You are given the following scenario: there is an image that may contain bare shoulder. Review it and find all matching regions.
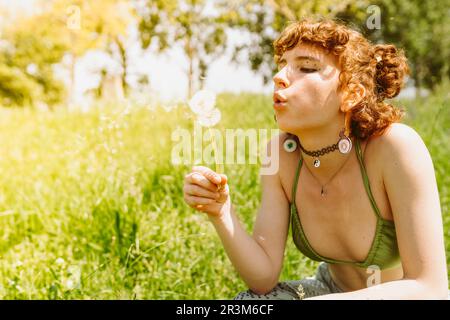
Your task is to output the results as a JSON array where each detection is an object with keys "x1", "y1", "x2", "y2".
[
  {"x1": 369, "y1": 123, "x2": 433, "y2": 178},
  {"x1": 370, "y1": 123, "x2": 429, "y2": 162},
  {"x1": 381, "y1": 122, "x2": 424, "y2": 144}
]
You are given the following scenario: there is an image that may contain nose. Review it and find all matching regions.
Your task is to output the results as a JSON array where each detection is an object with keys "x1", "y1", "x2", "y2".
[{"x1": 273, "y1": 68, "x2": 290, "y2": 89}]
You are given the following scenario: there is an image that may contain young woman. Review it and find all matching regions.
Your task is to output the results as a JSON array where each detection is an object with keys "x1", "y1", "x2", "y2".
[{"x1": 183, "y1": 18, "x2": 449, "y2": 299}]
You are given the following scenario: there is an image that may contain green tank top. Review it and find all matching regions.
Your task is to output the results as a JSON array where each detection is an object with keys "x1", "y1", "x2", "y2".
[{"x1": 290, "y1": 137, "x2": 401, "y2": 270}]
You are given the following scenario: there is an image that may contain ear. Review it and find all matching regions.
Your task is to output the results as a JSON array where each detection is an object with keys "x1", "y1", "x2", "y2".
[
  {"x1": 354, "y1": 83, "x2": 366, "y2": 102},
  {"x1": 340, "y1": 83, "x2": 366, "y2": 112}
]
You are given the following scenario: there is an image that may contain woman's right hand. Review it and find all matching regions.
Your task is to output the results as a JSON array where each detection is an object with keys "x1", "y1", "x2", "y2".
[{"x1": 183, "y1": 166, "x2": 230, "y2": 218}]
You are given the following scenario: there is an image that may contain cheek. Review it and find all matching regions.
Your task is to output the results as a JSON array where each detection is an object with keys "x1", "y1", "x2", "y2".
[
  {"x1": 310, "y1": 76, "x2": 341, "y2": 109},
  {"x1": 289, "y1": 77, "x2": 327, "y2": 106}
]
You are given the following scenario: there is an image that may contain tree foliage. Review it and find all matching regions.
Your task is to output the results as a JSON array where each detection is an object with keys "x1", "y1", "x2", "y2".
[
  {"x1": 0, "y1": 0, "x2": 135, "y2": 107},
  {"x1": 52, "y1": 0, "x2": 136, "y2": 99},
  {"x1": 214, "y1": 0, "x2": 359, "y2": 83},
  {"x1": 0, "y1": 9, "x2": 68, "y2": 107},
  {"x1": 365, "y1": 0, "x2": 449, "y2": 89},
  {"x1": 138, "y1": 0, "x2": 228, "y2": 97},
  {"x1": 219, "y1": 0, "x2": 449, "y2": 90}
]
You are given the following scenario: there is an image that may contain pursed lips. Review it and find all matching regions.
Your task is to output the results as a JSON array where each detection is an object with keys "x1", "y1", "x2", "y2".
[{"x1": 273, "y1": 91, "x2": 287, "y2": 110}]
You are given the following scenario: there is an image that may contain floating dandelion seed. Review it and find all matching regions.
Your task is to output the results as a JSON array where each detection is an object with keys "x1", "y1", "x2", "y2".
[
  {"x1": 14, "y1": 260, "x2": 24, "y2": 268},
  {"x1": 162, "y1": 104, "x2": 177, "y2": 112},
  {"x1": 229, "y1": 0, "x2": 242, "y2": 10},
  {"x1": 67, "y1": 279, "x2": 76, "y2": 290},
  {"x1": 121, "y1": 107, "x2": 131, "y2": 116}
]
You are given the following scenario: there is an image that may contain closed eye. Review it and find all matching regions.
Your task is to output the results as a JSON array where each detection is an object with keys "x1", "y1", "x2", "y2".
[{"x1": 300, "y1": 68, "x2": 317, "y2": 73}]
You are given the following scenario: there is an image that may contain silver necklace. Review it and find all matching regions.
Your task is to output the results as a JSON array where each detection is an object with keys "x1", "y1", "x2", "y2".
[
  {"x1": 282, "y1": 131, "x2": 354, "y2": 196},
  {"x1": 303, "y1": 149, "x2": 353, "y2": 197}
]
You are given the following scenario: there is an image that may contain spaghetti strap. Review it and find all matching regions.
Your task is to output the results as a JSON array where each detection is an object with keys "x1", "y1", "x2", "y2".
[
  {"x1": 355, "y1": 138, "x2": 383, "y2": 219},
  {"x1": 291, "y1": 156, "x2": 303, "y2": 205}
]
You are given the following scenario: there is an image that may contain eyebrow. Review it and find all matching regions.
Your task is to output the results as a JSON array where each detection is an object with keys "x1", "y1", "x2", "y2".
[{"x1": 278, "y1": 55, "x2": 321, "y2": 64}]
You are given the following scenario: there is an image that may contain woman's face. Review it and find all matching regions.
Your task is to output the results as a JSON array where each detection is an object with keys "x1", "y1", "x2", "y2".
[{"x1": 273, "y1": 43, "x2": 342, "y2": 134}]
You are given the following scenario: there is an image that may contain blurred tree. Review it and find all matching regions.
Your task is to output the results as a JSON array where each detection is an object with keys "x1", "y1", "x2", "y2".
[
  {"x1": 51, "y1": 0, "x2": 136, "y2": 99},
  {"x1": 0, "y1": 0, "x2": 136, "y2": 107},
  {"x1": 215, "y1": 0, "x2": 358, "y2": 84},
  {"x1": 217, "y1": 0, "x2": 448, "y2": 91},
  {"x1": 0, "y1": 9, "x2": 68, "y2": 107},
  {"x1": 138, "y1": 0, "x2": 228, "y2": 98},
  {"x1": 0, "y1": 63, "x2": 42, "y2": 107},
  {"x1": 338, "y1": 0, "x2": 450, "y2": 91}
]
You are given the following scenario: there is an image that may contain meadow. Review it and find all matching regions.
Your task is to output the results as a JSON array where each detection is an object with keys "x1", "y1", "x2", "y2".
[{"x1": 0, "y1": 85, "x2": 448, "y2": 299}]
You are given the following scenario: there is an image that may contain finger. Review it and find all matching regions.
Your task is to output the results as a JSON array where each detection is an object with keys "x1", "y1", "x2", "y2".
[
  {"x1": 184, "y1": 184, "x2": 220, "y2": 200},
  {"x1": 184, "y1": 195, "x2": 216, "y2": 207},
  {"x1": 217, "y1": 174, "x2": 228, "y2": 192},
  {"x1": 220, "y1": 174, "x2": 228, "y2": 185},
  {"x1": 192, "y1": 166, "x2": 221, "y2": 185},
  {"x1": 195, "y1": 204, "x2": 209, "y2": 211},
  {"x1": 217, "y1": 184, "x2": 229, "y2": 203},
  {"x1": 185, "y1": 172, "x2": 218, "y2": 192}
]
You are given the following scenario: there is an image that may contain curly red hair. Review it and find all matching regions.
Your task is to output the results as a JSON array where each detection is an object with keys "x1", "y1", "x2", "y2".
[{"x1": 274, "y1": 18, "x2": 410, "y2": 139}]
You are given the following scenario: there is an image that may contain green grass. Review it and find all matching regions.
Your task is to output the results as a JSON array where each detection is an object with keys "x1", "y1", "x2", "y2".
[{"x1": 0, "y1": 86, "x2": 448, "y2": 299}]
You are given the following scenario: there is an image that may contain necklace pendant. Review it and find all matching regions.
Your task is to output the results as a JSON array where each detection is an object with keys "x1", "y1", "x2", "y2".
[
  {"x1": 321, "y1": 187, "x2": 326, "y2": 196},
  {"x1": 313, "y1": 158, "x2": 320, "y2": 167}
]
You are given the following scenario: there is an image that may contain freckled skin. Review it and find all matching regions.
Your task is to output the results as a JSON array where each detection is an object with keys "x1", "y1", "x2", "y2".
[{"x1": 273, "y1": 43, "x2": 342, "y2": 135}]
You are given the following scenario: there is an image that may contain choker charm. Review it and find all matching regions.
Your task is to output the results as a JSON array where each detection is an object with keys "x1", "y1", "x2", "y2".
[
  {"x1": 297, "y1": 128, "x2": 352, "y2": 168},
  {"x1": 283, "y1": 138, "x2": 297, "y2": 152},
  {"x1": 338, "y1": 129, "x2": 352, "y2": 154},
  {"x1": 313, "y1": 158, "x2": 321, "y2": 167}
]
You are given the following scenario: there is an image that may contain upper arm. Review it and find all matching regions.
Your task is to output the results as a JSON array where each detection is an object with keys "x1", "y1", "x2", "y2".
[
  {"x1": 381, "y1": 123, "x2": 448, "y2": 293},
  {"x1": 252, "y1": 134, "x2": 290, "y2": 283}
]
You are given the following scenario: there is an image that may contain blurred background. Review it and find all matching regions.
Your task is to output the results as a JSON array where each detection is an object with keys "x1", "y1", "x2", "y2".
[{"x1": 0, "y1": 0, "x2": 448, "y2": 299}]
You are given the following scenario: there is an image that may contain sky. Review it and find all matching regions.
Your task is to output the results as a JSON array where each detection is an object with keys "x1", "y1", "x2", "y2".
[{"x1": 0, "y1": 0, "x2": 272, "y2": 105}]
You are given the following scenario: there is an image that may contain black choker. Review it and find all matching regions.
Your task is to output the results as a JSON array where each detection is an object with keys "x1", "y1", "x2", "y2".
[{"x1": 298, "y1": 129, "x2": 353, "y2": 167}]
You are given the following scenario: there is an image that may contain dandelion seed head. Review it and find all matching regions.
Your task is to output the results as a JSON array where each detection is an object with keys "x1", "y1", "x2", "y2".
[
  {"x1": 196, "y1": 108, "x2": 221, "y2": 127},
  {"x1": 188, "y1": 90, "x2": 216, "y2": 115}
]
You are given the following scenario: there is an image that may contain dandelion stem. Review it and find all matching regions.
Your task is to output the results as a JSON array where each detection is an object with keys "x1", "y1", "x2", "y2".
[{"x1": 207, "y1": 127, "x2": 222, "y2": 174}]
